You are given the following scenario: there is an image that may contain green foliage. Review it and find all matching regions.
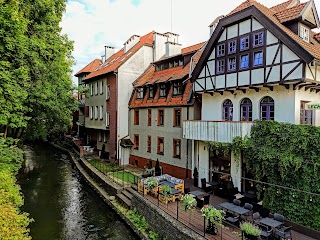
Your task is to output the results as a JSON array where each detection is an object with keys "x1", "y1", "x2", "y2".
[
  {"x1": 128, "y1": 208, "x2": 149, "y2": 233},
  {"x1": 240, "y1": 222, "x2": 261, "y2": 236},
  {"x1": 149, "y1": 230, "x2": 159, "y2": 240},
  {"x1": 244, "y1": 120, "x2": 320, "y2": 230},
  {"x1": 0, "y1": 138, "x2": 32, "y2": 239},
  {"x1": 181, "y1": 194, "x2": 197, "y2": 211},
  {"x1": 146, "y1": 178, "x2": 158, "y2": 190},
  {"x1": 200, "y1": 205, "x2": 224, "y2": 227},
  {"x1": 204, "y1": 141, "x2": 231, "y2": 157}
]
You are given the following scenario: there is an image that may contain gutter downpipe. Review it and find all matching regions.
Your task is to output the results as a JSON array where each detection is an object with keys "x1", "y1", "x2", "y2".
[{"x1": 186, "y1": 106, "x2": 189, "y2": 179}]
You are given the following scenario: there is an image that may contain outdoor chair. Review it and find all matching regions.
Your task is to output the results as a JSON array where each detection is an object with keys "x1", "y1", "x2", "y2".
[
  {"x1": 273, "y1": 213, "x2": 284, "y2": 224},
  {"x1": 226, "y1": 212, "x2": 240, "y2": 226},
  {"x1": 233, "y1": 199, "x2": 241, "y2": 206},
  {"x1": 274, "y1": 226, "x2": 292, "y2": 239},
  {"x1": 242, "y1": 203, "x2": 253, "y2": 220},
  {"x1": 201, "y1": 178, "x2": 212, "y2": 193},
  {"x1": 252, "y1": 212, "x2": 261, "y2": 224},
  {"x1": 259, "y1": 223, "x2": 273, "y2": 239}
]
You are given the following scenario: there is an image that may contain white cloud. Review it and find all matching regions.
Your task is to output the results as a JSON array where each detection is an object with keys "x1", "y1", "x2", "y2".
[{"x1": 61, "y1": 0, "x2": 320, "y2": 83}]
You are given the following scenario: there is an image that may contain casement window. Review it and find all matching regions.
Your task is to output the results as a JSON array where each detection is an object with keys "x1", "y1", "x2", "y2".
[
  {"x1": 155, "y1": 65, "x2": 160, "y2": 71},
  {"x1": 173, "y1": 81, "x2": 183, "y2": 96},
  {"x1": 147, "y1": 136, "x2": 151, "y2": 153},
  {"x1": 158, "y1": 109, "x2": 164, "y2": 126},
  {"x1": 228, "y1": 57, "x2": 236, "y2": 71},
  {"x1": 106, "y1": 85, "x2": 110, "y2": 100},
  {"x1": 98, "y1": 131, "x2": 102, "y2": 142},
  {"x1": 96, "y1": 82, "x2": 99, "y2": 95},
  {"x1": 260, "y1": 96, "x2": 274, "y2": 120},
  {"x1": 136, "y1": 88, "x2": 144, "y2": 99},
  {"x1": 253, "y1": 32, "x2": 264, "y2": 47},
  {"x1": 160, "y1": 64, "x2": 164, "y2": 70},
  {"x1": 174, "y1": 60, "x2": 179, "y2": 67},
  {"x1": 157, "y1": 137, "x2": 164, "y2": 155},
  {"x1": 106, "y1": 112, "x2": 110, "y2": 127},
  {"x1": 300, "y1": 25, "x2": 310, "y2": 42},
  {"x1": 240, "y1": 54, "x2": 249, "y2": 69},
  {"x1": 240, "y1": 36, "x2": 249, "y2": 51},
  {"x1": 159, "y1": 84, "x2": 167, "y2": 97},
  {"x1": 95, "y1": 106, "x2": 98, "y2": 119},
  {"x1": 100, "y1": 106, "x2": 103, "y2": 120},
  {"x1": 169, "y1": 62, "x2": 173, "y2": 68},
  {"x1": 134, "y1": 109, "x2": 139, "y2": 125},
  {"x1": 134, "y1": 134, "x2": 139, "y2": 150},
  {"x1": 173, "y1": 108, "x2": 181, "y2": 127},
  {"x1": 217, "y1": 44, "x2": 225, "y2": 57},
  {"x1": 149, "y1": 86, "x2": 154, "y2": 99},
  {"x1": 253, "y1": 51, "x2": 263, "y2": 66},
  {"x1": 228, "y1": 40, "x2": 236, "y2": 54},
  {"x1": 240, "y1": 98, "x2": 252, "y2": 121},
  {"x1": 173, "y1": 139, "x2": 181, "y2": 159},
  {"x1": 216, "y1": 59, "x2": 225, "y2": 74},
  {"x1": 179, "y1": 60, "x2": 183, "y2": 66},
  {"x1": 90, "y1": 106, "x2": 93, "y2": 119},
  {"x1": 148, "y1": 109, "x2": 152, "y2": 126},
  {"x1": 300, "y1": 101, "x2": 313, "y2": 125},
  {"x1": 100, "y1": 81, "x2": 103, "y2": 94},
  {"x1": 90, "y1": 84, "x2": 93, "y2": 96},
  {"x1": 223, "y1": 99, "x2": 233, "y2": 121}
]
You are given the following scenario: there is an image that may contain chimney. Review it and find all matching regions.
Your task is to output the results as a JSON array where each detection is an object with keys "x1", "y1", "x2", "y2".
[
  {"x1": 209, "y1": 15, "x2": 224, "y2": 36},
  {"x1": 124, "y1": 35, "x2": 141, "y2": 53},
  {"x1": 104, "y1": 46, "x2": 115, "y2": 63},
  {"x1": 165, "y1": 41, "x2": 182, "y2": 57}
]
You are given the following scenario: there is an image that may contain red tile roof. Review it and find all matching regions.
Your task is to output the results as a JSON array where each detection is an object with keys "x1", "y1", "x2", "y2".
[
  {"x1": 181, "y1": 42, "x2": 206, "y2": 54},
  {"x1": 129, "y1": 43, "x2": 205, "y2": 108},
  {"x1": 270, "y1": 0, "x2": 294, "y2": 13},
  {"x1": 227, "y1": 0, "x2": 320, "y2": 60},
  {"x1": 314, "y1": 32, "x2": 320, "y2": 42},
  {"x1": 84, "y1": 31, "x2": 155, "y2": 81},
  {"x1": 274, "y1": 2, "x2": 307, "y2": 23},
  {"x1": 74, "y1": 59, "x2": 101, "y2": 77}
]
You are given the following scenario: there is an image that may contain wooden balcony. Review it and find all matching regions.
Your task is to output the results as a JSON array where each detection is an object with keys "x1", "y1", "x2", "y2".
[{"x1": 183, "y1": 120, "x2": 253, "y2": 143}]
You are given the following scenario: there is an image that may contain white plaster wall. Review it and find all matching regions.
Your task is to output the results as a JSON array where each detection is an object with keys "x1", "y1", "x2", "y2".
[
  {"x1": 124, "y1": 36, "x2": 140, "y2": 53},
  {"x1": 282, "y1": 45, "x2": 299, "y2": 62},
  {"x1": 251, "y1": 69, "x2": 264, "y2": 85},
  {"x1": 266, "y1": 31, "x2": 278, "y2": 45},
  {"x1": 218, "y1": 29, "x2": 226, "y2": 42},
  {"x1": 227, "y1": 24, "x2": 238, "y2": 39},
  {"x1": 266, "y1": 44, "x2": 280, "y2": 65},
  {"x1": 208, "y1": 48, "x2": 215, "y2": 61},
  {"x1": 239, "y1": 19, "x2": 251, "y2": 35},
  {"x1": 154, "y1": 34, "x2": 167, "y2": 61},
  {"x1": 252, "y1": 18, "x2": 264, "y2": 31},
  {"x1": 201, "y1": 87, "x2": 296, "y2": 123},
  {"x1": 230, "y1": 152, "x2": 242, "y2": 191},
  {"x1": 294, "y1": 89, "x2": 320, "y2": 126},
  {"x1": 198, "y1": 141, "x2": 209, "y2": 186},
  {"x1": 305, "y1": 64, "x2": 320, "y2": 81}
]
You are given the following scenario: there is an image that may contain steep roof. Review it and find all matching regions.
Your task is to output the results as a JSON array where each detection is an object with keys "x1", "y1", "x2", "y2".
[
  {"x1": 270, "y1": 0, "x2": 296, "y2": 13},
  {"x1": 74, "y1": 59, "x2": 101, "y2": 77},
  {"x1": 182, "y1": 42, "x2": 206, "y2": 54},
  {"x1": 84, "y1": 31, "x2": 155, "y2": 81},
  {"x1": 274, "y1": 2, "x2": 307, "y2": 23}
]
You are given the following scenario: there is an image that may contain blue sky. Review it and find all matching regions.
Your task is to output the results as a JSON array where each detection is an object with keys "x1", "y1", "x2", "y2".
[{"x1": 61, "y1": 0, "x2": 320, "y2": 84}]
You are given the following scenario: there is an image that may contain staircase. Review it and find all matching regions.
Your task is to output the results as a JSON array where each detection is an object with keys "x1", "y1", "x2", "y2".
[{"x1": 116, "y1": 186, "x2": 137, "y2": 209}]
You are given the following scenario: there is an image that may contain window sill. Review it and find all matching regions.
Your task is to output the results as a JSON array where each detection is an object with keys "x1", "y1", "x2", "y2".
[
  {"x1": 173, "y1": 156, "x2": 181, "y2": 159},
  {"x1": 173, "y1": 125, "x2": 181, "y2": 128},
  {"x1": 157, "y1": 152, "x2": 164, "y2": 155}
]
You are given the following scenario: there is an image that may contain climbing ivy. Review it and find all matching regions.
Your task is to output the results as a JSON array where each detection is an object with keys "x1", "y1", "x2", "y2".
[
  {"x1": 204, "y1": 141, "x2": 231, "y2": 157},
  {"x1": 244, "y1": 120, "x2": 320, "y2": 230}
]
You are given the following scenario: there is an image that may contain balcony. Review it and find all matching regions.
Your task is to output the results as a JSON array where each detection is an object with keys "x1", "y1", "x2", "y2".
[{"x1": 183, "y1": 121, "x2": 253, "y2": 143}]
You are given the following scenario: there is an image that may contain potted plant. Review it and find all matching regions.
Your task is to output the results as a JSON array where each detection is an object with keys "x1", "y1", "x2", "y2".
[
  {"x1": 240, "y1": 221, "x2": 261, "y2": 240},
  {"x1": 161, "y1": 185, "x2": 172, "y2": 205},
  {"x1": 146, "y1": 178, "x2": 158, "y2": 192},
  {"x1": 181, "y1": 194, "x2": 197, "y2": 223},
  {"x1": 201, "y1": 205, "x2": 224, "y2": 235}
]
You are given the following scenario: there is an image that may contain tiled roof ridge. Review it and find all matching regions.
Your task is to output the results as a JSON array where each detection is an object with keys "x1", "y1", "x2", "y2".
[
  {"x1": 181, "y1": 41, "x2": 206, "y2": 54},
  {"x1": 270, "y1": 0, "x2": 295, "y2": 13},
  {"x1": 74, "y1": 59, "x2": 101, "y2": 77}
]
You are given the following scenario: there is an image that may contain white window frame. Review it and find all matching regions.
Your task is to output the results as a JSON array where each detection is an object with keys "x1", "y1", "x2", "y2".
[
  {"x1": 96, "y1": 82, "x2": 99, "y2": 95},
  {"x1": 100, "y1": 105, "x2": 103, "y2": 120},
  {"x1": 90, "y1": 84, "x2": 93, "y2": 96},
  {"x1": 90, "y1": 106, "x2": 93, "y2": 119},
  {"x1": 103, "y1": 132, "x2": 107, "y2": 142},
  {"x1": 106, "y1": 112, "x2": 110, "y2": 127},
  {"x1": 100, "y1": 81, "x2": 103, "y2": 94},
  {"x1": 300, "y1": 25, "x2": 309, "y2": 42},
  {"x1": 106, "y1": 85, "x2": 110, "y2": 100},
  {"x1": 228, "y1": 57, "x2": 236, "y2": 71},
  {"x1": 95, "y1": 106, "x2": 98, "y2": 120},
  {"x1": 98, "y1": 131, "x2": 102, "y2": 142}
]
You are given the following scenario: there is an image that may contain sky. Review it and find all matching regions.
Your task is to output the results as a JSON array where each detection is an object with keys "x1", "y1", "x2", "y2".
[{"x1": 61, "y1": 0, "x2": 320, "y2": 84}]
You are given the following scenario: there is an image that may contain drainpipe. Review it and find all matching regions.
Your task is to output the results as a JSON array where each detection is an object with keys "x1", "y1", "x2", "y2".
[{"x1": 186, "y1": 106, "x2": 190, "y2": 179}]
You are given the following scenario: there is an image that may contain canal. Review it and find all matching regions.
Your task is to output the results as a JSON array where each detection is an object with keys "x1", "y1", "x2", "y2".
[{"x1": 19, "y1": 143, "x2": 138, "y2": 240}]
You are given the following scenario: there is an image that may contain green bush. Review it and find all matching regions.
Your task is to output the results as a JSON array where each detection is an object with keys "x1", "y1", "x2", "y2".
[
  {"x1": 128, "y1": 208, "x2": 149, "y2": 233},
  {"x1": 149, "y1": 230, "x2": 159, "y2": 240}
]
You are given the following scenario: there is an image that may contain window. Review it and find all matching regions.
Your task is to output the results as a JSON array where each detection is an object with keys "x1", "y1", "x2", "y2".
[
  {"x1": 228, "y1": 57, "x2": 236, "y2": 71},
  {"x1": 100, "y1": 81, "x2": 103, "y2": 94},
  {"x1": 95, "y1": 106, "x2": 98, "y2": 120},
  {"x1": 240, "y1": 54, "x2": 249, "y2": 69},
  {"x1": 149, "y1": 86, "x2": 154, "y2": 99},
  {"x1": 240, "y1": 98, "x2": 252, "y2": 121},
  {"x1": 216, "y1": 59, "x2": 225, "y2": 74},
  {"x1": 134, "y1": 109, "x2": 139, "y2": 125},
  {"x1": 173, "y1": 108, "x2": 181, "y2": 127},
  {"x1": 155, "y1": 65, "x2": 160, "y2": 71},
  {"x1": 134, "y1": 135, "x2": 139, "y2": 150},
  {"x1": 253, "y1": 32, "x2": 264, "y2": 47},
  {"x1": 158, "y1": 109, "x2": 164, "y2": 126},
  {"x1": 136, "y1": 88, "x2": 144, "y2": 99},
  {"x1": 85, "y1": 106, "x2": 89, "y2": 117},
  {"x1": 179, "y1": 60, "x2": 183, "y2": 66},
  {"x1": 300, "y1": 25, "x2": 310, "y2": 42},
  {"x1": 300, "y1": 101, "x2": 313, "y2": 125},
  {"x1": 260, "y1": 96, "x2": 274, "y2": 120},
  {"x1": 173, "y1": 81, "x2": 183, "y2": 96},
  {"x1": 174, "y1": 60, "x2": 179, "y2": 67},
  {"x1": 223, "y1": 99, "x2": 233, "y2": 121},
  {"x1": 173, "y1": 139, "x2": 181, "y2": 159},
  {"x1": 253, "y1": 51, "x2": 263, "y2": 66},
  {"x1": 106, "y1": 85, "x2": 110, "y2": 100},
  {"x1": 228, "y1": 40, "x2": 236, "y2": 54},
  {"x1": 100, "y1": 106, "x2": 103, "y2": 120},
  {"x1": 106, "y1": 112, "x2": 110, "y2": 127},
  {"x1": 159, "y1": 84, "x2": 167, "y2": 97},
  {"x1": 240, "y1": 36, "x2": 249, "y2": 51},
  {"x1": 104, "y1": 132, "x2": 107, "y2": 142},
  {"x1": 90, "y1": 84, "x2": 93, "y2": 96},
  {"x1": 157, "y1": 137, "x2": 164, "y2": 155},
  {"x1": 147, "y1": 136, "x2": 151, "y2": 153},
  {"x1": 169, "y1": 62, "x2": 173, "y2": 68},
  {"x1": 217, "y1": 44, "x2": 225, "y2": 57},
  {"x1": 148, "y1": 109, "x2": 152, "y2": 126},
  {"x1": 96, "y1": 82, "x2": 99, "y2": 95},
  {"x1": 98, "y1": 131, "x2": 102, "y2": 142},
  {"x1": 90, "y1": 106, "x2": 93, "y2": 119}
]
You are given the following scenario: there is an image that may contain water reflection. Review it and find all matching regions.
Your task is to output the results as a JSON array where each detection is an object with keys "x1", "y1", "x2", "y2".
[{"x1": 19, "y1": 144, "x2": 138, "y2": 240}]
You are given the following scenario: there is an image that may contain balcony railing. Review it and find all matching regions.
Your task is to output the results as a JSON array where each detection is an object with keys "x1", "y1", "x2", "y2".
[{"x1": 183, "y1": 120, "x2": 253, "y2": 143}]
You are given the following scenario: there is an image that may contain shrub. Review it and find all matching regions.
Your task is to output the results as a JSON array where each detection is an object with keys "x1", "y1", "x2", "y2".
[{"x1": 240, "y1": 221, "x2": 261, "y2": 236}]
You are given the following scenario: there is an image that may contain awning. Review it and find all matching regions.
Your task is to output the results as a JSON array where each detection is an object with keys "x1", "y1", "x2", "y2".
[
  {"x1": 306, "y1": 102, "x2": 320, "y2": 110},
  {"x1": 120, "y1": 139, "x2": 134, "y2": 148}
]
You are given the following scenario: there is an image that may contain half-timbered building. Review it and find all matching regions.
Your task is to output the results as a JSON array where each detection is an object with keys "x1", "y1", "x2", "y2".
[{"x1": 183, "y1": 0, "x2": 320, "y2": 190}]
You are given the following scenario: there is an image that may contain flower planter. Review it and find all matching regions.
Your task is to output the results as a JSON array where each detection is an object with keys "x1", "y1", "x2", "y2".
[{"x1": 243, "y1": 232, "x2": 259, "y2": 240}]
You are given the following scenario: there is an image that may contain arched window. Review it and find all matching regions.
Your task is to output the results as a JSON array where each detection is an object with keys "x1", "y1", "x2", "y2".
[
  {"x1": 260, "y1": 96, "x2": 274, "y2": 120},
  {"x1": 223, "y1": 99, "x2": 233, "y2": 121},
  {"x1": 240, "y1": 98, "x2": 252, "y2": 121}
]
